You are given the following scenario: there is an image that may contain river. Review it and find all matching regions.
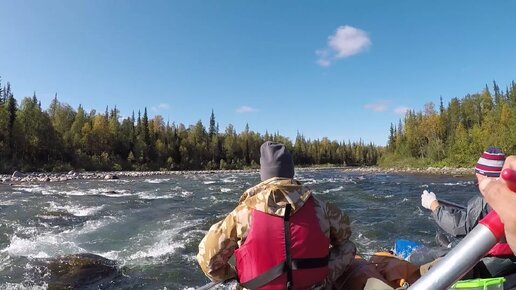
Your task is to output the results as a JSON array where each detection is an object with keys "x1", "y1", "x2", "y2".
[{"x1": 0, "y1": 169, "x2": 476, "y2": 289}]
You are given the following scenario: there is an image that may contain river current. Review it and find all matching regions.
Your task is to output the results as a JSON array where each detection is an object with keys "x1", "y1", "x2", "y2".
[{"x1": 0, "y1": 169, "x2": 477, "y2": 289}]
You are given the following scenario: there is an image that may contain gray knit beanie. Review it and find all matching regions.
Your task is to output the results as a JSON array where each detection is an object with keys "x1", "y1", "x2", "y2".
[{"x1": 259, "y1": 141, "x2": 295, "y2": 181}]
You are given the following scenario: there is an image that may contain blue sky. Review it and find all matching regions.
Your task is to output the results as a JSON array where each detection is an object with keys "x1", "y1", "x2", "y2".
[{"x1": 1, "y1": 1, "x2": 516, "y2": 145}]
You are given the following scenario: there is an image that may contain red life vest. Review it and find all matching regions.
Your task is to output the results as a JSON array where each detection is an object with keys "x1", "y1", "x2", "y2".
[
  {"x1": 487, "y1": 241, "x2": 514, "y2": 257},
  {"x1": 235, "y1": 196, "x2": 330, "y2": 290}
]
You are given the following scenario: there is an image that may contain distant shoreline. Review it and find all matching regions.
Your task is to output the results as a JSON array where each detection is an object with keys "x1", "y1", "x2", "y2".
[
  {"x1": 0, "y1": 166, "x2": 473, "y2": 184},
  {"x1": 342, "y1": 166, "x2": 473, "y2": 176}
]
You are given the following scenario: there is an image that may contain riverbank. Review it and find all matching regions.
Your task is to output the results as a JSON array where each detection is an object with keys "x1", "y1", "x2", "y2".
[
  {"x1": 0, "y1": 166, "x2": 474, "y2": 184},
  {"x1": 342, "y1": 166, "x2": 473, "y2": 176},
  {"x1": 0, "y1": 169, "x2": 257, "y2": 184}
]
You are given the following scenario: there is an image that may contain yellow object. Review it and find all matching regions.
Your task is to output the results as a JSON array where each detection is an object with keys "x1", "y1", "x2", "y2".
[
  {"x1": 373, "y1": 251, "x2": 395, "y2": 257},
  {"x1": 450, "y1": 277, "x2": 505, "y2": 290}
]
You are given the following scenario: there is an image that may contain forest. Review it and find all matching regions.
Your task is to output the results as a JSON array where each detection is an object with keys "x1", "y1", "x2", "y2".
[
  {"x1": 0, "y1": 78, "x2": 380, "y2": 173},
  {"x1": 383, "y1": 81, "x2": 516, "y2": 168},
  {"x1": 1, "y1": 78, "x2": 514, "y2": 173}
]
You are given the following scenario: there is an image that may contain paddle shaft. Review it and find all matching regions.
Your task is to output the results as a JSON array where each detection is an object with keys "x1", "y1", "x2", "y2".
[
  {"x1": 437, "y1": 199, "x2": 466, "y2": 210},
  {"x1": 195, "y1": 281, "x2": 220, "y2": 290}
]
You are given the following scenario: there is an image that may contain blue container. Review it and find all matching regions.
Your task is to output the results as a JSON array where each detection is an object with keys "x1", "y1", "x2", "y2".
[{"x1": 394, "y1": 239, "x2": 423, "y2": 260}]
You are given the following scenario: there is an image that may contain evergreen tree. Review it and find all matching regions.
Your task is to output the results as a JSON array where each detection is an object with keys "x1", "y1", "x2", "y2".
[
  {"x1": 0, "y1": 77, "x2": 3, "y2": 104},
  {"x1": 209, "y1": 109, "x2": 216, "y2": 138}
]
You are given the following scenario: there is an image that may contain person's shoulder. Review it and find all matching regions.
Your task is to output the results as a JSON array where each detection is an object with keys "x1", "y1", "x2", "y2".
[{"x1": 311, "y1": 195, "x2": 343, "y2": 214}]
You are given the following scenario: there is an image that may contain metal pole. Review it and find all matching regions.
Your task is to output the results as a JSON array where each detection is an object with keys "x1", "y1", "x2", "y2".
[
  {"x1": 408, "y1": 223, "x2": 497, "y2": 290},
  {"x1": 409, "y1": 210, "x2": 505, "y2": 290}
]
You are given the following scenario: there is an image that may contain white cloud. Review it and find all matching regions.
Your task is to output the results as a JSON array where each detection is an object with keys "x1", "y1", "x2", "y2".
[
  {"x1": 151, "y1": 103, "x2": 170, "y2": 112},
  {"x1": 236, "y1": 106, "x2": 257, "y2": 113},
  {"x1": 316, "y1": 25, "x2": 371, "y2": 66},
  {"x1": 394, "y1": 106, "x2": 411, "y2": 115},
  {"x1": 364, "y1": 100, "x2": 390, "y2": 112}
]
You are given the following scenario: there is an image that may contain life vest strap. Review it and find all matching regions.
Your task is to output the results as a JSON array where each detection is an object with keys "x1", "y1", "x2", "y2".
[
  {"x1": 239, "y1": 256, "x2": 330, "y2": 289},
  {"x1": 284, "y1": 204, "x2": 293, "y2": 290},
  {"x1": 291, "y1": 256, "x2": 330, "y2": 270},
  {"x1": 240, "y1": 261, "x2": 285, "y2": 289}
]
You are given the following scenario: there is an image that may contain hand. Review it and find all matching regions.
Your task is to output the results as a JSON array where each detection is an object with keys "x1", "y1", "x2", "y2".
[
  {"x1": 421, "y1": 190, "x2": 437, "y2": 210},
  {"x1": 479, "y1": 155, "x2": 516, "y2": 254}
]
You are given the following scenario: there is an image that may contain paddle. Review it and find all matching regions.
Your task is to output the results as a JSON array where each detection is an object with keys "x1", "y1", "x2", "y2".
[
  {"x1": 437, "y1": 198, "x2": 466, "y2": 210},
  {"x1": 195, "y1": 281, "x2": 220, "y2": 290},
  {"x1": 195, "y1": 279, "x2": 235, "y2": 290}
]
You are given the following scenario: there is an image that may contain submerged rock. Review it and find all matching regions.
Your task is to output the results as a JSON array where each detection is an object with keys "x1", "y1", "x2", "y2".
[{"x1": 46, "y1": 253, "x2": 121, "y2": 289}]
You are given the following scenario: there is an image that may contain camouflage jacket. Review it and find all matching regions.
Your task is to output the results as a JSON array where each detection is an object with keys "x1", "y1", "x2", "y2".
[{"x1": 197, "y1": 177, "x2": 356, "y2": 289}]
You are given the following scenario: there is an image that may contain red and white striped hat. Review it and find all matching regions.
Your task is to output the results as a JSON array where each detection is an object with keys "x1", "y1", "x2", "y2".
[{"x1": 475, "y1": 146, "x2": 506, "y2": 177}]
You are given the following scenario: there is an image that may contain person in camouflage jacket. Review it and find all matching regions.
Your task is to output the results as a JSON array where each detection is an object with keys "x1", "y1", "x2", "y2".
[{"x1": 197, "y1": 141, "x2": 356, "y2": 289}]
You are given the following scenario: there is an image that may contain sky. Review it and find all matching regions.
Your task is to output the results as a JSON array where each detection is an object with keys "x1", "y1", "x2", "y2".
[{"x1": 1, "y1": 1, "x2": 516, "y2": 146}]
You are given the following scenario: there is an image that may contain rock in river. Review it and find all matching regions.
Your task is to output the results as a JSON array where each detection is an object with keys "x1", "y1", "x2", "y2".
[{"x1": 46, "y1": 253, "x2": 121, "y2": 289}]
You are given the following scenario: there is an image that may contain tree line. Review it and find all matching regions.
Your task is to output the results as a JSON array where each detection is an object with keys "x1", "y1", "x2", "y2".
[
  {"x1": 383, "y1": 80, "x2": 516, "y2": 168},
  {"x1": 0, "y1": 78, "x2": 381, "y2": 173}
]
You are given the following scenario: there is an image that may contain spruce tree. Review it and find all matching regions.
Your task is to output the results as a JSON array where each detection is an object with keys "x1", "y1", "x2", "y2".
[{"x1": 209, "y1": 109, "x2": 216, "y2": 138}]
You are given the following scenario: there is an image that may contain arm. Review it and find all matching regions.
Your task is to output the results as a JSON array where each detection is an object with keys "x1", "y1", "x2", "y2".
[
  {"x1": 313, "y1": 198, "x2": 356, "y2": 287},
  {"x1": 480, "y1": 156, "x2": 516, "y2": 254},
  {"x1": 433, "y1": 194, "x2": 489, "y2": 237},
  {"x1": 432, "y1": 204, "x2": 467, "y2": 237},
  {"x1": 196, "y1": 208, "x2": 241, "y2": 282}
]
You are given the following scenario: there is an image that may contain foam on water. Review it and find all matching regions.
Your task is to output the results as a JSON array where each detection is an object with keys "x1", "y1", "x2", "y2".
[
  {"x1": 144, "y1": 178, "x2": 171, "y2": 184},
  {"x1": 137, "y1": 191, "x2": 177, "y2": 200},
  {"x1": 46, "y1": 202, "x2": 104, "y2": 217},
  {"x1": 1, "y1": 282, "x2": 47, "y2": 290},
  {"x1": 1, "y1": 217, "x2": 115, "y2": 258},
  {"x1": 123, "y1": 219, "x2": 204, "y2": 264},
  {"x1": 322, "y1": 186, "x2": 344, "y2": 194},
  {"x1": 220, "y1": 188, "x2": 232, "y2": 193},
  {"x1": 128, "y1": 237, "x2": 183, "y2": 262},
  {"x1": 13, "y1": 185, "x2": 60, "y2": 196},
  {"x1": 221, "y1": 178, "x2": 236, "y2": 183},
  {"x1": 2, "y1": 217, "x2": 117, "y2": 259},
  {"x1": 373, "y1": 193, "x2": 394, "y2": 199},
  {"x1": 3, "y1": 235, "x2": 85, "y2": 258},
  {"x1": 45, "y1": 187, "x2": 132, "y2": 197},
  {"x1": 97, "y1": 250, "x2": 121, "y2": 261},
  {"x1": 0, "y1": 252, "x2": 10, "y2": 272},
  {"x1": 300, "y1": 178, "x2": 317, "y2": 185},
  {"x1": 12, "y1": 185, "x2": 45, "y2": 193},
  {"x1": 181, "y1": 191, "x2": 193, "y2": 197},
  {"x1": 208, "y1": 195, "x2": 235, "y2": 204},
  {"x1": 0, "y1": 200, "x2": 16, "y2": 206},
  {"x1": 442, "y1": 181, "x2": 473, "y2": 186}
]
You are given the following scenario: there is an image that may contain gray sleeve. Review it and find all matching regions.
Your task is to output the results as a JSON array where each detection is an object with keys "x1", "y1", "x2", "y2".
[
  {"x1": 431, "y1": 195, "x2": 488, "y2": 237},
  {"x1": 463, "y1": 195, "x2": 489, "y2": 233},
  {"x1": 432, "y1": 204, "x2": 467, "y2": 237}
]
